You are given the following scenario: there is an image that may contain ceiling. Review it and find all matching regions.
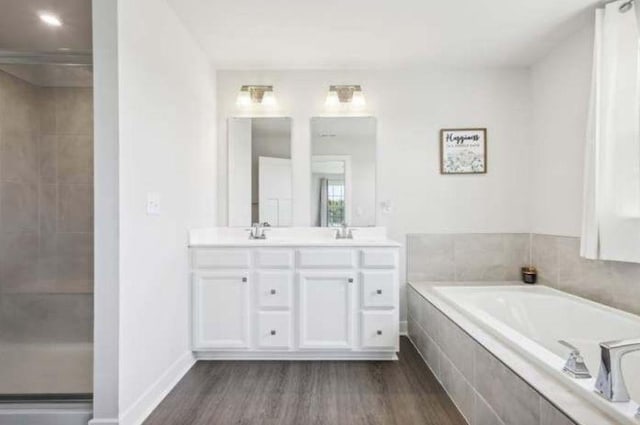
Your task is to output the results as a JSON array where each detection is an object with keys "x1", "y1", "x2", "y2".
[
  {"x1": 167, "y1": 0, "x2": 598, "y2": 69},
  {"x1": 0, "y1": 0, "x2": 92, "y2": 52}
]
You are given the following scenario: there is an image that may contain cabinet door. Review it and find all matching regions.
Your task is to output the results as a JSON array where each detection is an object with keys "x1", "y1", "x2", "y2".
[
  {"x1": 298, "y1": 271, "x2": 355, "y2": 350},
  {"x1": 192, "y1": 272, "x2": 250, "y2": 349}
]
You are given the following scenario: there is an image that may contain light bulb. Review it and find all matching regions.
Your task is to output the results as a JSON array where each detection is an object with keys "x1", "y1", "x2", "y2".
[
  {"x1": 261, "y1": 90, "x2": 277, "y2": 107},
  {"x1": 236, "y1": 90, "x2": 251, "y2": 108},
  {"x1": 325, "y1": 90, "x2": 339, "y2": 108},
  {"x1": 351, "y1": 90, "x2": 366, "y2": 109}
]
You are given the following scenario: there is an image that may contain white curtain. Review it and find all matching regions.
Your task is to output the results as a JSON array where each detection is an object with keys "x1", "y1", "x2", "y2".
[{"x1": 581, "y1": 1, "x2": 640, "y2": 263}]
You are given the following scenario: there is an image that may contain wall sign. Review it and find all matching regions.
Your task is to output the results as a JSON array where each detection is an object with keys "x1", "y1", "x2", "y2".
[{"x1": 440, "y1": 128, "x2": 487, "y2": 174}]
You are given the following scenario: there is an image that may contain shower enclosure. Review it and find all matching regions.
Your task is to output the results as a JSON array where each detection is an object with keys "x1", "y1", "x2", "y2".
[{"x1": 0, "y1": 50, "x2": 93, "y2": 402}]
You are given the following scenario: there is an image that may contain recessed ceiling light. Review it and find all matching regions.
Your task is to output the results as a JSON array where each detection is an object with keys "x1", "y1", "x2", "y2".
[{"x1": 39, "y1": 12, "x2": 62, "y2": 27}]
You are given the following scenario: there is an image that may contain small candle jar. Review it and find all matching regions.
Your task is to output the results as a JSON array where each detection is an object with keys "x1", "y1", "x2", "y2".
[{"x1": 521, "y1": 266, "x2": 537, "y2": 284}]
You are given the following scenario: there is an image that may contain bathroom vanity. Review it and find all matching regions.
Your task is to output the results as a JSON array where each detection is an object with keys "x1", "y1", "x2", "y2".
[{"x1": 189, "y1": 227, "x2": 400, "y2": 360}]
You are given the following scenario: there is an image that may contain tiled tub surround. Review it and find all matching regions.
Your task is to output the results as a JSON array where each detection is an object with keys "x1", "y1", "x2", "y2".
[
  {"x1": 531, "y1": 234, "x2": 640, "y2": 316},
  {"x1": 0, "y1": 70, "x2": 93, "y2": 394},
  {"x1": 407, "y1": 233, "x2": 640, "y2": 316},
  {"x1": 407, "y1": 283, "x2": 623, "y2": 425}
]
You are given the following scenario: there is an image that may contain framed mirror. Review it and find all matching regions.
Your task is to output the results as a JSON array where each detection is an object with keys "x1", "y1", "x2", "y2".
[
  {"x1": 310, "y1": 117, "x2": 376, "y2": 227},
  {"x1": 228, "y1": 117, "x2": 292, "y2": 227}
]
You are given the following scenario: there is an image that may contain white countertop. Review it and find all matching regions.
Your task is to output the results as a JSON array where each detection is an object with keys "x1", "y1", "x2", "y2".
[{"x1": 188, "y1": 227, "x2": 401, "y2": 248}]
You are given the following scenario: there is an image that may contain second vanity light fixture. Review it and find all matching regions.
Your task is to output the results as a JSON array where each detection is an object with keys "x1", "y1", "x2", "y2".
[
  {"x1": 236, "y1": 85, "x2": 277, "y2": 108},
  {"x1": 325, "y1": 85, "x2": 366, "y2": 109}
]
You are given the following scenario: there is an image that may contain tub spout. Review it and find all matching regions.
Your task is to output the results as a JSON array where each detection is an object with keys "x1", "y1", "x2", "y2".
[{"x1": 594, "y1": 338, "x2": 640, "y2": 402}]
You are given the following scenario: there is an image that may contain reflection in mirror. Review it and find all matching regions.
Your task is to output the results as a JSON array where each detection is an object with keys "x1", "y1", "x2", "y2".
[
  {"x1": 228, "y1": 117, "x2": 292, "y2": 227},
  {"x1": 310, "y1": 117, "x2": 376, "y2": 227}
]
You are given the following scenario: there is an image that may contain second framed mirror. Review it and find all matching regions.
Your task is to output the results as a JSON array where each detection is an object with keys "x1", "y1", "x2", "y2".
[{"x1": 310, "y1": 117, "x2": 376, "y2": 227}]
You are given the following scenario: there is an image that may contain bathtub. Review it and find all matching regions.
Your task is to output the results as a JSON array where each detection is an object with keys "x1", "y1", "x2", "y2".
[{"x1": 433, "y1": 284, "x2": 640, "y2": 424}]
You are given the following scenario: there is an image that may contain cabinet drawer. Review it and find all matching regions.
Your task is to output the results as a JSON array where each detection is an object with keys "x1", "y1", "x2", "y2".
[
  {"x1": 297, "y1": 249, "x2": 356, "y2": 269},
  {"x1": 256, "y1": 249, "x2": 294, "y2": 268},
  {"x1": 257, "y1": 312, "x2": 292, "y2": 349},
  {"x1": 361, "y1": 311, "x2": 397, "y2": 349},
  {"x1": 361, "y1": 249, "x2": 398, "y2": 269},
  {"x1": 257, "y1": 271, "x2": 292, "y2": 309},
  {"x1": 191, "y1": 249, "x2": 251, "y2": 269},
  {"x1": 361, "y1": 271, "x2": 396, "y2": 308}
]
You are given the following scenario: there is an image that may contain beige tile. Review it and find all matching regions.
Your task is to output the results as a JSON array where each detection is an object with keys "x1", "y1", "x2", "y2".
[
  {"x1": 474, "y1": 393, "x2": 504, "y2": 425},
  {"x1": 0, "y1": 231, "x2": 38, "y2": 291},
  {"x1": 1, "y1": 132, "x2": 39, "y2": 183},
  {"x1": 56, "y1": 232, "x2": 93, "y2": 286},
  {"x1": 39, "y1": 184, "x2": 57, "y2": 234},
  {"x1": 531, "y1": 234, "x2": 558, "y2": 284},
  {"x1": 58, "y1": 184, "x2": 93, "y2": 232},
  {"x1": 56, "y1": 88, "x2": 93, "y2": 135},
  {"x1": 39, "y1": 134, "x2": 57, "y2": 182},
  {"x1": 540, "y1": 398, "x2": 577, "y2": 425},
  {"x1": 0, "y1": 181, "x2": 38, "y2": 231},
  {"x1": 57, "y1": 135, "x2": 93, "y2": 183},
  {"x1": 407, "y1": 234, "x2": 455, "y2": 281},
  {"x1": 38, "y1": 87, "x2": 57, "y2": 134},
  {"x1": 454, "y1": 234, "x2": 506, "y2": 281},
  {"x1": 0, "y1": 74, "x2": 39, "y2": 135}
]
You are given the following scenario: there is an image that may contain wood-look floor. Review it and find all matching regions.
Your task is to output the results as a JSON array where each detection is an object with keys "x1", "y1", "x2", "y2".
[{"x1": 144, "y1": 337, "x2": 466, "y2": 425}]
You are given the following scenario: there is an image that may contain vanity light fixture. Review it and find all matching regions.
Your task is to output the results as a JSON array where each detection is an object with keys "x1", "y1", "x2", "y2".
[
  {"x1": 236, "y1": 85, "x2": 277, "y2": 108},
  {"x1": 39, "y1": 12, "x2": 63, "y2": 27},
  {"x1": 325, "y1": 85, "x2": 366, "y2": 109}
]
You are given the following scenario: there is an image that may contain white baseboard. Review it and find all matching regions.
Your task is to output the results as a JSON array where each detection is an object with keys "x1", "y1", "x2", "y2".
[
  {"x1": 88, "y1": 419, "x2": 119, "y2": 425},
  {"x1": 399, "y1": 320, "x2": 407, "y2": 336},
  {"x1": 1, "y1": 403, "x2": 92, "y2": 425},
  {"x1": 118, "y1": 351, "x2": 195, "y2": 425}
]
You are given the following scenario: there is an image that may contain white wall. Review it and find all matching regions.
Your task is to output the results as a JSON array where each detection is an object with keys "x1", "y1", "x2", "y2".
[
  {"x1": 217, "y1": 69, "x2": 532, "y2": 320},
  {"x1": 114, "y1": 0, "x2": 217, "y2": 422},
  {"x1": 530, "y1": 22, "x2": 595, "y2": 236}
]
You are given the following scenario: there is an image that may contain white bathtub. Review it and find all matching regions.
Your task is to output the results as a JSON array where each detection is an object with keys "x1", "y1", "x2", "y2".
[{"x1": 433, "y1": 285, "x2": 640, "y2": 424}]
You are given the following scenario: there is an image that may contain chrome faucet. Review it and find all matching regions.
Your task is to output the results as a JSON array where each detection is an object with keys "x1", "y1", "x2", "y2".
[
  {"x1": 558, "y1": 340, "x2": 591, "y2": 379},
  {"x1": 594, "y1": 338, "x2": 640, "y2": 402},
  {"x1": 335, "y1": 223, "x2": 353, "y2": 240},
  {"x1": 247, "y1": 222, "x2": 269, "y2": 240}
]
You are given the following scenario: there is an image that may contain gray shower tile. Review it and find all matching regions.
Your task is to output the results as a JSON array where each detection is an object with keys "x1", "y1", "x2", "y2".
[
  {"x1": 454, "y1": 234, "x2": 506, "y2": 281},
  {"x1": 407, "y1": 234, "x2": 455, "y2": 281},
  {"x1": 474, "y1": 344, "x2": 507, "y2": 417},
  {"x1": 39, "y1": 184, "x2": 57, "y2": 234},
  {"x1": 608, "y1": 260, "x2": 640, "y2": 315},
  {"x1": 38, "y1": 87, "x2": 57, "y2": 134},
  {"x1": 56, "y1": 232, "x2": 94, "y2": 286},
  {"x1": 1, "y1": 132, "x2": 39, "y2": 183},
  {"x1": 57, "y1": 135, "x2": 93, "y2": 183},
  {"x1": 0, "y1": 231, "x2": 38, "y2": 291},
  {"x1": 39, "y1": 134, "x2": 57, "y2": 181},
  {"x1": 440, "y1": 315, "x2": 474, "y2": 382},
  {"x1": 56, "y1": 88, "x2": 93, "y2": 135},
  {"x1": 501, "y1": 368, "x2": 540, "y2": 425},
  {"x1": 58, "y1": 184, "x2": 93, "y2": 232},
  {"x1": 0, "y1": 181, "x2": 38, "y2": 231}
]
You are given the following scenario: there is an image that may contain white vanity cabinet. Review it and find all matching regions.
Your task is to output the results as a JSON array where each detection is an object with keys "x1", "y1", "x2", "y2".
[{"x1": 190, "y1": 242, "x2": 400, "y2": 360}]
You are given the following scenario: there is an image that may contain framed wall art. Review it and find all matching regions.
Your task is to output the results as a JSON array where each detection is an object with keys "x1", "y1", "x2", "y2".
[{"x1": 440, "y1": 128, "x2": 487, "y2": 174}]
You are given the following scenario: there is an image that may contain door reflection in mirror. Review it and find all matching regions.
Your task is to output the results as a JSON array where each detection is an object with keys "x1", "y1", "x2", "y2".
[{"x1": 228, "y1": 117, "x2": 292, "y2": 227}]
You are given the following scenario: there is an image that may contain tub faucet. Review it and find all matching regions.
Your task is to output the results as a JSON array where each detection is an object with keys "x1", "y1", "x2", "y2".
[
  {"x1": 558, "y1": 340, "x2": 591, "y2": 379},
  {"x1": 594, "y1": 338, "x2": 640, "y2": 402},
  {"x1": 247, "y1": 223, "x2": 269, "y2": 240}
]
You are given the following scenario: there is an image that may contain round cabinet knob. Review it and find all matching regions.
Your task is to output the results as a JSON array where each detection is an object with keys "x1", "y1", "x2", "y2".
[
  {"x1": 270, "y1": 330, "x2": 277, "y2": 336},
  {"x1": 348, "y1": 278, "x2": 354, "y2": 283},
  {"x1": 241, "y1": 277, "x2": 247, "y2": 282},
  {"x1": 376, "y1": 289, "x2": 382, "y2": 295},
  {"x1": 270, "y1": 289, "x2": 276, "y2": 295},
  {"x1": 377, "y1": 330, "x2": 383, "y2": 335}
]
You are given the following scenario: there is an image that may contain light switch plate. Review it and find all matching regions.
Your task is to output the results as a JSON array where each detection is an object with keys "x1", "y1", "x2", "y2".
[{"x1": 146, "y1": 192, "x2": 161, "y2": 215}]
